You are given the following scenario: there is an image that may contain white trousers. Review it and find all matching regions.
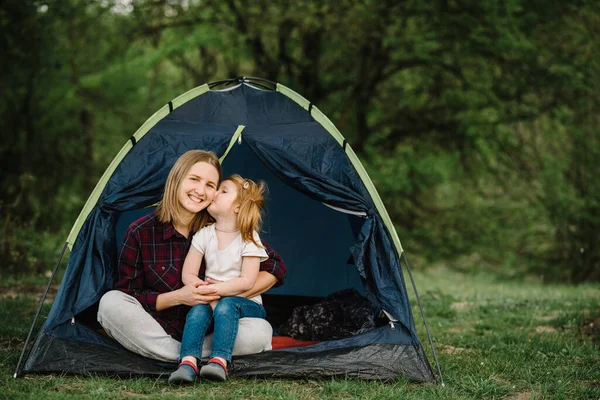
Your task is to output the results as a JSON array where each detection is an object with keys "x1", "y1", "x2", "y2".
[{"x1": 97, "y1": 290, "x2": 272, "y2": 362}]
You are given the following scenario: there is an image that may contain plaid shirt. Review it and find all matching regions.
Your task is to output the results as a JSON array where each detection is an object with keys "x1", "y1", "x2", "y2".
[{"x1": 115, "y1": 212, "x2": 286, "y2": 340}]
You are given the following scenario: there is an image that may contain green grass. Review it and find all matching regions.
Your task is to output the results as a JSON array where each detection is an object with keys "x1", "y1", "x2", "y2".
[{"x1": 1, "y1": 267, "x2": 598, "y2": 399}]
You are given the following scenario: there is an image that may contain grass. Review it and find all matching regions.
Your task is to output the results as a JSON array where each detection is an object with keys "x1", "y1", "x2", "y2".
[{"x1": 0, "y1": 267, "x2": 598, "y2": 399}]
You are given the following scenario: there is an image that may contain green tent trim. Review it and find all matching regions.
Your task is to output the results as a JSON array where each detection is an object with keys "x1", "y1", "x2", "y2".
[{"x1": 66, "y1": 82, "x2": 403, "y2": 258}]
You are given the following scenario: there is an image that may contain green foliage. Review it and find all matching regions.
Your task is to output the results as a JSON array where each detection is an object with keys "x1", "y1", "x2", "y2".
[
  {"x1": 0, "y1": 0, "x2": 599, "y2": 282},
  {"x1": 0, "y1": 219, "x2": 67, "y2": 277}
]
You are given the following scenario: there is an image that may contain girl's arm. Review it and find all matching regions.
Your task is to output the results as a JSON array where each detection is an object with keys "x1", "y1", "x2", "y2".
[
  {"x1": 236, "y1": 271, "x2": 277, "y2": 298},
  {"x1": 206, "y1": 242, "x2": 284, "y2": 298},
  {"x1": 208, "y1": 256, "x2": 261, "y2": 296},
  {"x1": 181, "y1": 246, "x2": 204, "y2": 285}
]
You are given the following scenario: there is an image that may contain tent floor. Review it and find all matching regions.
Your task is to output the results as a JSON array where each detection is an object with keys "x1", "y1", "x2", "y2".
[{"x1": 24, "y1": 329, "x2": 435, "y2": 381}]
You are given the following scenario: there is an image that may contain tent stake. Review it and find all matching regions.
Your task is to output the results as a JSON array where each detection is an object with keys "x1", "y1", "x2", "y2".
[
  {"x1": 13, "y1": 242, "x2": 68, "y2": 378},
  {"x1": 401, "y1": 252, "x2": 445, "y2": 387}
]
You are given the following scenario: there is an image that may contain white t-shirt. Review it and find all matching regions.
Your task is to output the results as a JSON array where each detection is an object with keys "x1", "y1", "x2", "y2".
[{"x1": 191, "y1": 224, "x2": 268, "y2": 304}]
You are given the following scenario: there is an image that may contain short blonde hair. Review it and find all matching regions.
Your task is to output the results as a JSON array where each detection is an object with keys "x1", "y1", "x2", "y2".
[
  {"x1": 222, "y1": 175, "x2": 266, "y2": 247},
  {"x1": 156, "y1": 150, "x2": 222, "y2": 233}
]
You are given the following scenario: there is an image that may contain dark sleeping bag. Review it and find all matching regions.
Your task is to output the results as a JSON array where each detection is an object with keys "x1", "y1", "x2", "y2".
[{"x1": 278, "y1": 289, "x2": 377, "y2": 341}]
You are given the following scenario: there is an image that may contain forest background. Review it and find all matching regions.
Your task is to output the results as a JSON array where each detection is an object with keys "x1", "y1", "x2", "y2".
[{"x1": 1, "y1": 0, "x2": 599, "y2": 283}]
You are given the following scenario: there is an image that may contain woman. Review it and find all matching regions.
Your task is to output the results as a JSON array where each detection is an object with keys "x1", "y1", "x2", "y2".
[{"x1": 97, "y1": 150, "x2": 286, "y2": 362}]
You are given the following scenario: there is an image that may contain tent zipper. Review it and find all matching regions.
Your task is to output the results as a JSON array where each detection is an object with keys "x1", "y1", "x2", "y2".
[{"x1": 382, "y1": 309, "x2": 396, "y2": 330}]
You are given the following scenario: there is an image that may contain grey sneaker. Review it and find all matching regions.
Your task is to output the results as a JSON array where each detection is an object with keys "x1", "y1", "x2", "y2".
[
  {"x1": 168, "y1": 363, "x2": 197, "y2": 384},
  {"x1": 199, "y1": 359, "x2": 228, "y2": 382}
]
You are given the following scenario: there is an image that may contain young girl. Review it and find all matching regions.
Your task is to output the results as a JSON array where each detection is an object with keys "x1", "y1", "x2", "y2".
[{"x1": 169, "y1": 175, "x2": 269, "y2": 384}]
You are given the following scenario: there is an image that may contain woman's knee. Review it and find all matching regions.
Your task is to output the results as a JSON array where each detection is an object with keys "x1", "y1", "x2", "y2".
[
  {"x1": 98, "y1": 290, "x2": 127, "y2": 317},
  {"x1": 97, "y1": 290, "x2": 131, "y2": 329},
  {"x1": 233, "y1": 318, "x2": 273, "y2": 355}
]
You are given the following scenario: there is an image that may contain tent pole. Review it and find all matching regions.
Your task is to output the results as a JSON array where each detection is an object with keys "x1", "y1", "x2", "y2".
[
  {"x1": 13, "y1": 242, "x2": 68, "y2": 378},
  {"x1": 401, "y1": 252, "x2": 445, "y2": 387}
]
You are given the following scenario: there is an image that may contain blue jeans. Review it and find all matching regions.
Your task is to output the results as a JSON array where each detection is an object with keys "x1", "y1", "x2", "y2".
[{"x1": 179, "y1": 296, "x2": 266, "y2": 363}]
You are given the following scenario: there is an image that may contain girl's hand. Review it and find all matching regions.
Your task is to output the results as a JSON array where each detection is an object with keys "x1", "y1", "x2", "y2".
[
  {"x1": 178, "y1": 280, "x2": 220, "y2": 306},
  {"x1": 205, "y1": 277, "x2": 223, "y2": 285}
]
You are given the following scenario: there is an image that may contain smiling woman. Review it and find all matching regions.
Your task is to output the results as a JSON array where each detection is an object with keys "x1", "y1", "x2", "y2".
[
  {"x1": 157, "y1": 150, "x2": 221, "y2": 238},
  {"x1": 96, "y1": 150, "x2": 287, "y2": 364},
  {"x1": 178, "y1": 162, "x2": 219, "y2": 214}
]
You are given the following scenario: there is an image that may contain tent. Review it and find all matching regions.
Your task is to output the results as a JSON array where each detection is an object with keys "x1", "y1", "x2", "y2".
[{"x1": 15, "y1": 77, "x2": 441, "y2": 382}]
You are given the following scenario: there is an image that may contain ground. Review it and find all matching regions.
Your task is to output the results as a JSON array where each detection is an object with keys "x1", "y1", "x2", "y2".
[{"x1": 0, "y1": 267, "x2": 598, "y2": 399}]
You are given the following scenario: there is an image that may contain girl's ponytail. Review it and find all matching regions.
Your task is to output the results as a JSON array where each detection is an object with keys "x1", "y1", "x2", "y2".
[{"x1": 222, "y1": 175, "x2": 266, "y2": 246}]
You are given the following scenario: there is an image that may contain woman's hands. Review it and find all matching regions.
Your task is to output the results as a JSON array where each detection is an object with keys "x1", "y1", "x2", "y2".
[
  {"x1": 205, "y1": 271, "x2": 277, "y2": 299},
  {"x1": 205, "y1": 278, "x2": 221, "y2": 309},
  {"x1": 195, "y1": 269, "x2": 277, "y2": 305},
  {"x1": 178, "y1": 280, "x2": 220, "y2": 306},
  {"x1": 156, "y1": 280, "x2": 220, "y2": 311}
]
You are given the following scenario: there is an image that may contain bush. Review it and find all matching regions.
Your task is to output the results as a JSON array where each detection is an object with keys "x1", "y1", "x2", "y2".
[{"x1": 0, "y1": 216, "x2": 67, "y2": 278}]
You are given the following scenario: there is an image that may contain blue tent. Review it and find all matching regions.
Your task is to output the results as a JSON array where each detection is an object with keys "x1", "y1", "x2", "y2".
[{"x1": 17, "y1": 77, "x2": 438, "y2": 382}]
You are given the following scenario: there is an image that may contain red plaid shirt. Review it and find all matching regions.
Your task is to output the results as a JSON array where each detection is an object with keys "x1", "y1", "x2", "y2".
[{"x1": 115, "y1": 212, "x2": 286, "y2": 340}]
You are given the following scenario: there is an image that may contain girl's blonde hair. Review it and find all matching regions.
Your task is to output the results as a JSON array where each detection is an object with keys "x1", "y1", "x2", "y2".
[
  {"x1": 156, "y1": 150, "x2": 222, "y2": 233},
  {"x1": 223, "y1": 174, "x2": 266, "y2": 247}
]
